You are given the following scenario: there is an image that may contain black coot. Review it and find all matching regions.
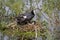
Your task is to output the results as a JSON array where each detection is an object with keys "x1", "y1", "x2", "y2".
[{"x1": 16, "y1": 10, "x2": 35, "y2": 25}]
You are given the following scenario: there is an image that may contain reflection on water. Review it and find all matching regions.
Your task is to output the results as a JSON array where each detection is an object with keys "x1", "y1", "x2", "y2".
[
  {"x1": 0, "y1": 32, "x2": 17, "y2": 40},
  {"x1": 4, "y1": 35, "x2": 9, "y2": 40},
  {"x1": 0, "y1": 32, "x2": 42, "y2": 40}
]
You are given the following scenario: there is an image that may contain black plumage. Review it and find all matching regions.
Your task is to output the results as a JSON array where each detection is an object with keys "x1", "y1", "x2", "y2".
[{"x1": 16, "y1": 10, "x2": 35, "y2": 25}]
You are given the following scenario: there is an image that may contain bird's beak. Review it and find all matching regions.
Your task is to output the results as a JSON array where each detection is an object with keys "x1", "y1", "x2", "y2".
[{"x1": 23, "y1": 16, "x2": 27, "y2": 18}]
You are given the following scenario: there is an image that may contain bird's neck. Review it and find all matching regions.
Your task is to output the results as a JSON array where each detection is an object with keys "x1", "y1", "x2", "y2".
[{"x1": 31, "y1": 10, "x2": 35, "y2": 15}]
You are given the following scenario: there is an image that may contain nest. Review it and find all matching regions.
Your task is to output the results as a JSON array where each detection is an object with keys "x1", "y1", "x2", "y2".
[{"x1": 7, "y1": 21, "x2": 42, "y2": 32}]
